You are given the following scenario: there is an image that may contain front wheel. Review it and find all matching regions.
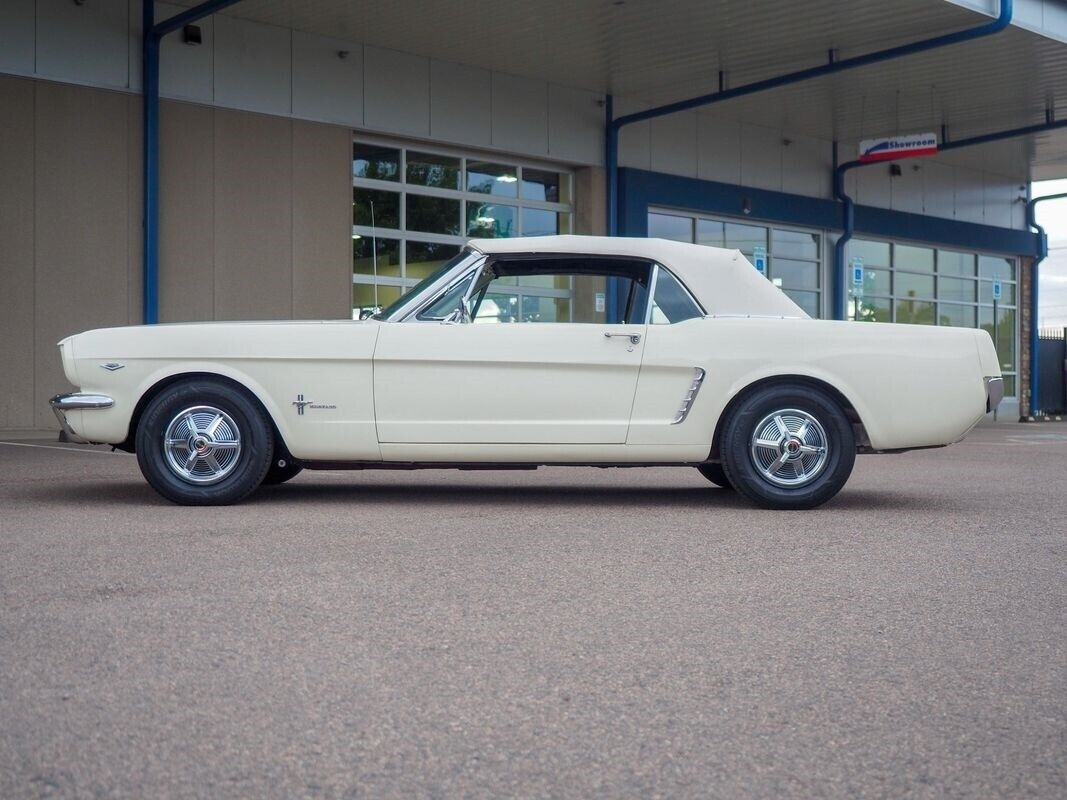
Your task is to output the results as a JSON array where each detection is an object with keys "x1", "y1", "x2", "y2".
[
  {"x1": 719, "y1": 383, "x2": 855, "y2": 510},
  {"x1": 135, "y1": 378, "x2": 274, "y2": 505}
]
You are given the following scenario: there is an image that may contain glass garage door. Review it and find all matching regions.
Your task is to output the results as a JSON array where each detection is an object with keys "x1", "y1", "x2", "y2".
[
  {"x1": 647, "y1": 210, "x2": 824, "y2": 318},
  {"x1": 846, "y1": 239, "x2": 1018, "y2": 397},
  {"x1": 352, "y1": 139, "x2": 574, "y2": 319}
]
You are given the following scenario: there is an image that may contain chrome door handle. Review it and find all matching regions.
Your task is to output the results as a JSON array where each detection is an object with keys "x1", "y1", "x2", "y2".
[{"x1": 604, "y1": 332, "x2": 641, "y2": 345}]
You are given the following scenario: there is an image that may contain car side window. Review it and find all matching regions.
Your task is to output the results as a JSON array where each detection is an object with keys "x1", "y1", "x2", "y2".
[
  {"x1": 471, "y1": 257, "x2": 652, "y2": 324},
  {"x1": 416, "y1": 271, "x2": 476, "y2": 321},
  {"x1": 650, "y1": 268, "x2": 703, "y2": 324}
]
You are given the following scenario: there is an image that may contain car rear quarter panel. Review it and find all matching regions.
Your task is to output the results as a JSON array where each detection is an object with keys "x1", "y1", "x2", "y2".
[{"x1": 635, "y1": 317, "x2": 988, "y2": 451}]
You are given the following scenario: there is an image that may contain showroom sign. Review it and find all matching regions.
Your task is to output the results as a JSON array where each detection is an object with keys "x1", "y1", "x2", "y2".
[{"x1": 858, "y1": 132, "x2": 938, "y2": 162}]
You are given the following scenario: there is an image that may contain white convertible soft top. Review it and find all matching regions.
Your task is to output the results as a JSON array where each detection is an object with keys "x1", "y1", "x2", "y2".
[{"x1": 470, "y1": 235, "x2": 807, "y2": 318}]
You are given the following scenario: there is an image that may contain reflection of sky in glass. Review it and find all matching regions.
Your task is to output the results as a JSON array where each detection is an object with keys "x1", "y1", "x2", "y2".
[{"x1": 467, "y1": 203, "x2": 516, "y2": 238}]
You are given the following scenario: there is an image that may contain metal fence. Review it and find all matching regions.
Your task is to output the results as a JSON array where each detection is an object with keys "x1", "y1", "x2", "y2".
[{"x1": 1037, "y1": 328, "x2": 1067, "y2": 414}]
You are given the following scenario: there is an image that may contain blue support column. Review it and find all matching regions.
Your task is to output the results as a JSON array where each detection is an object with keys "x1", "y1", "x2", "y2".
[
  {"x1": 1025, "y1": 192, "x2": 1067, "y2": 415},
  {"x1": 141, "y1": 0, "x2": 244, "y2": 324}
]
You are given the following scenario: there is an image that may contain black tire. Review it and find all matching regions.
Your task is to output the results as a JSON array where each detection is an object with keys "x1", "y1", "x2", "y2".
[
  {"x1": 719, "y1": 383, "x2": 855, "y2": 510},
  {"x1": 135, "y1": 377, "x2": 274, "y2": 505},
  {"x1": 261, "y1": 458, "x2": 304, "y2": 485},
  {"x1": 697, "y1": 462, "x2": 733, "y2": 490}
]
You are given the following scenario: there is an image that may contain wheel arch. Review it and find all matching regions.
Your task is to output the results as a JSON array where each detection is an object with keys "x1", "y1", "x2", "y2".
[
  {"x1": 116, "y1": 371, "x2": 291, "y2": 457},
  {"x1": 708, "y1": 375, "x2": 870, "y2": 462}
]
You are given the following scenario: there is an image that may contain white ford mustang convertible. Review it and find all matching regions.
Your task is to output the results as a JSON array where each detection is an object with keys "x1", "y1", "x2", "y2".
[{"x1": 51, "y1": 236, "x2": 1003, "y2": 509}]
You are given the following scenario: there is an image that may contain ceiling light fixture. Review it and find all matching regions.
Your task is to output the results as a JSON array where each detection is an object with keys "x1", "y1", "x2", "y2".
[{"x1": 495, "y1": 175, "x2": 517, "y2": 183}]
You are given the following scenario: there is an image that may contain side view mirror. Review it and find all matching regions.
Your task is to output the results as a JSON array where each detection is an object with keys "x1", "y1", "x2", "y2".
[{"x1": 442, "y1": 299, "x2": 472, "y2": 325}]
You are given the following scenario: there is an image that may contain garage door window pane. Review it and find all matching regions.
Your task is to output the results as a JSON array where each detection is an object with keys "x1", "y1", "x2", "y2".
[
  {"x1": 353, "y1": 283, "x2": 402, "y2": 318},
  {"x1": 724, "y1": 223, "x2": 766, "y2": 254},
  {"x1": 938, "y1": 250, "x2": 976, "y2": 276},
  {"x1": 522, "y1": 208, "x2": 561, "y2": 237},
  {"x1": 353, "y1": 237, "x2": 401, "y2": 277},
  {"x1": 981, "y1": 306, "x2": 1015, "y2": 370},
  {"x1": 353, "y1": 188, "x2": 400, "y2": 229},
  {"x1": 772, "y1": 229, "x2": 819, "y2": 260},
  {"x1": 406, "y1": 151, "x2": 460, "y2": 189},
  {"x1": 521, "y1": 168, "x2": 563, "y2": 202},
  {"x1": 895, "y1": 272, "x2": 935, "y2": 299},
  {"x1": 895, "y1": 245, "x2": 934, "y2": 272},
  {"x1": 467, "y1": 203, "x2": 516, "y2": 238},
  {"x1": 467, "y1": 161, "x2": 518, "y2": 197},
  {"x1": 862, "y1": 267, "x2": 891, "y2": 295},
  {"x1": 938, "y1": 276, "x2": 977, "y2": 302},
  {"x1": 895, "y1": 298, "x2": 936, "y2": 325},
  {"x1": 406, "y1": 241, "x2": 462, "y2": 281},
  {"x1": 785, "y1": 289, "x2": 819, "y2": 318},
  {"x1": 353, "y1": 143, "x2": 399, "y2": 181},
  {"x1": 855, "y1": 296, "x2": 891, "y2": 322},
  {"x1": 850, "y1": 239, "x2": 890, "y2": 267},
  {"x1": 979, "y1": 255, "x2": 1015, "y2": 281},
  {"x1": 771, "y1": 258, "x2": 819, "y2": 290},
  {"x1": 695, "y1": 219, "x2": 725, "y2": 247},
  {"x1": 979, "y1": 280, "x2": 1016, "y2": 305},
  {"x1": 406, "y1": 195, "x2": 460, "y2": 235},
  {"x1": 648, "y1": 213, "x2": 693, "y2": 242},
  {"x1": 939, "y1": 303, "x2": 976, "y2": 328}
]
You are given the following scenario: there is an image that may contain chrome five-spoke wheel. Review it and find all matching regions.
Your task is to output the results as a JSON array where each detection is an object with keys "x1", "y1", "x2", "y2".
[
  {"x1": 749, "y1": 409, "x2": 829, "y2": 488},
  {"x1": 163, "y1": 405, "x2": 243, "y2": 485}
]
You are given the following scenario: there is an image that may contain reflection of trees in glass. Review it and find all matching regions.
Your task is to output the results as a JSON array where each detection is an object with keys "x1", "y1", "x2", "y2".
[
  {"x1": 352, "y1": 145, "x2": 400, "y2": 181},
  {"x1": 406, "y1": 161, "x2": 460, "y2": 190},
  {"x1": 467, "y1": 203, "x2": 515, "y2": 238},
  {"x1": 853, "y1": 297, "x2": 890, "y2": 322}
]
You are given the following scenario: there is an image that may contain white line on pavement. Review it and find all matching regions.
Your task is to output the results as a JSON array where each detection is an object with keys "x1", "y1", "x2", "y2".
[{"x1": 0, "y1": 441, "x2": 131, "y2": 455}]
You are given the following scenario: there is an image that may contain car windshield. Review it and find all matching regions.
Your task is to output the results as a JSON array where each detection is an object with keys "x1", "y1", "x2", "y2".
[{"x1": 371, "y1": 249, "x2": 475, "y2": 320}]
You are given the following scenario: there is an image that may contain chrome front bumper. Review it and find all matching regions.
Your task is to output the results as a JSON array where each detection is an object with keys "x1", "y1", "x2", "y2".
[
  {"x1": 49, "y1": 392, "x2": 114, "y2": 443},
  {"x1": 984, "y1": 376, "x2": 1004, "y2": 413}
]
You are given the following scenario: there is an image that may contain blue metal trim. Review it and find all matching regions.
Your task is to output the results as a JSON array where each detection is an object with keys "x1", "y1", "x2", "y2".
[
  {"x1": 142, "y1": 0, "x2": 244, "y2": 324},
  {"x1": 1024, "y1": 192, "x2": 1067, "y2": 414},
  {"x1": 605, "y1": 1, "x2": 1014, "y2": 236},
  {"x1": 834, "y1": 116, "x2": 1067, "y2": 320},
  {"x1": 622, "y1": 167, "x2": 1039, "y2": 255}
]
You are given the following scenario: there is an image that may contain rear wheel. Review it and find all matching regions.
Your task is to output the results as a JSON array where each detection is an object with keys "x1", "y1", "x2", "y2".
[
  {"x1": 719, "y1": 383, "x2": 855, "y2": 509},
  {"x1": 135, "y1": 378, "x2": 273, "y2": 505},
  {"x1": 696, "y1": 462, "x2": 733, "y2": 490}
]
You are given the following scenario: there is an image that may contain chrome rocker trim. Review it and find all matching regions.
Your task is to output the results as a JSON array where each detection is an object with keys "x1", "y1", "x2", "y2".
[
  {"x1": 49, "y1": 392, "x2": 114, "y2": 444},
  {"x1": 984, "y1": 376, "x2": 1004, "y2": 413}
]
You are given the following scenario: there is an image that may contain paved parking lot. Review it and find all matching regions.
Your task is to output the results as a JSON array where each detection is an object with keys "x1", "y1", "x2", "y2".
[{"x1": 1, "y1": 424, "x2": 1064, "y2": 799}]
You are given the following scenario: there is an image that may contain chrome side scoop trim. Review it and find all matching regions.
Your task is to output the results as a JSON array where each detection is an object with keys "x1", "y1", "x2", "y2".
[{"x1": 671, "y1": 368, "x2": 706, "y2": 425}]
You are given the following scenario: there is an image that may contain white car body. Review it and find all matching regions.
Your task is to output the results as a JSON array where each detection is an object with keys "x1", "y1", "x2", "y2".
[{"x1": 51, "y1": 236, "x2": 1003, "y2": 506}]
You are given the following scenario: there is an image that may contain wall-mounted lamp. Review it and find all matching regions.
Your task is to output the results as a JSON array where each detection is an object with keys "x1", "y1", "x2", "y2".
[
  {"x1": 182, "y1": 25, "x2": 202, "y2": 46},
  {"x1": 337, "y1": 50, "x2": 350, "y2": 60},
  {"x1": 741, "y1": 197, "x2": 752, "y2": 215},
  {"x1": 889, "y1": 163, "x2": 902, "y2": 177}
]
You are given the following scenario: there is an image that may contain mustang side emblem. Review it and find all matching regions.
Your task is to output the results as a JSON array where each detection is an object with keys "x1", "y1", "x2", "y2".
[
  {"x1": 293, "y1": 394, "x2": 336, "y2": 415},
  {"x1": 100, "y1": 362, "x2": 125, "y2": 372}
]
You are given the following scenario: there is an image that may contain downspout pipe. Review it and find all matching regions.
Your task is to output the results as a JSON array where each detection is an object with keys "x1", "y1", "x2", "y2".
[
  {"x1": 142, "y1": 0, "x2": 244, "y2": 324},
  {"x1": 833, "y1": 116, "x2": 1067, "y2": 321},
  {"x1": 605, "y1": 0, "x2": 1013, "y2": 235},
  {"x1": 1024, "y1": 191, "x2": 1067, "y2": 415}
]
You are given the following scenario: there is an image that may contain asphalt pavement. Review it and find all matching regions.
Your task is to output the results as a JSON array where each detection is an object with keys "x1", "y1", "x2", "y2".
[{"x1": 0, "y1": 424, "x2": 1064, "y2": 798}]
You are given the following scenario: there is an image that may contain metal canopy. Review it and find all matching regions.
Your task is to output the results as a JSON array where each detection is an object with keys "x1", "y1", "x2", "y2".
[{"x1": 164, "y1": 0, "x2": 1067, "y2": 177}]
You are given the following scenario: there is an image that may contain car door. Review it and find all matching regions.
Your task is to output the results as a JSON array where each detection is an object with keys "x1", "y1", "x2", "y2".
[{"x1": 372, "y1": 256, "x2": 652, "y2": 445}]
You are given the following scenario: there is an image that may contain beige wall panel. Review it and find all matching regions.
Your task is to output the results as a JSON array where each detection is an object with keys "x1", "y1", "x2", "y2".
[
  {"x1": 127, "y1": 94, "x2": 143, "y2": 326},
  {"x1": 213, "y1": 110, "x2": 293, "y2": 320},
  {"x1": 0, "y1": 76, "x2": 36, "y2": 428},
  {"x1": 34, "y1": 82, "x2": 131, "y2": 427},
  {"x1": 292, "y1": 120, "x2": 351, "y2": 320},
  {"x1": 574, "y1": 167, "x2": 606, "y2": 236},
  {"x1": 159, "y1": 100, "x2": 215, "y2": 322}
]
